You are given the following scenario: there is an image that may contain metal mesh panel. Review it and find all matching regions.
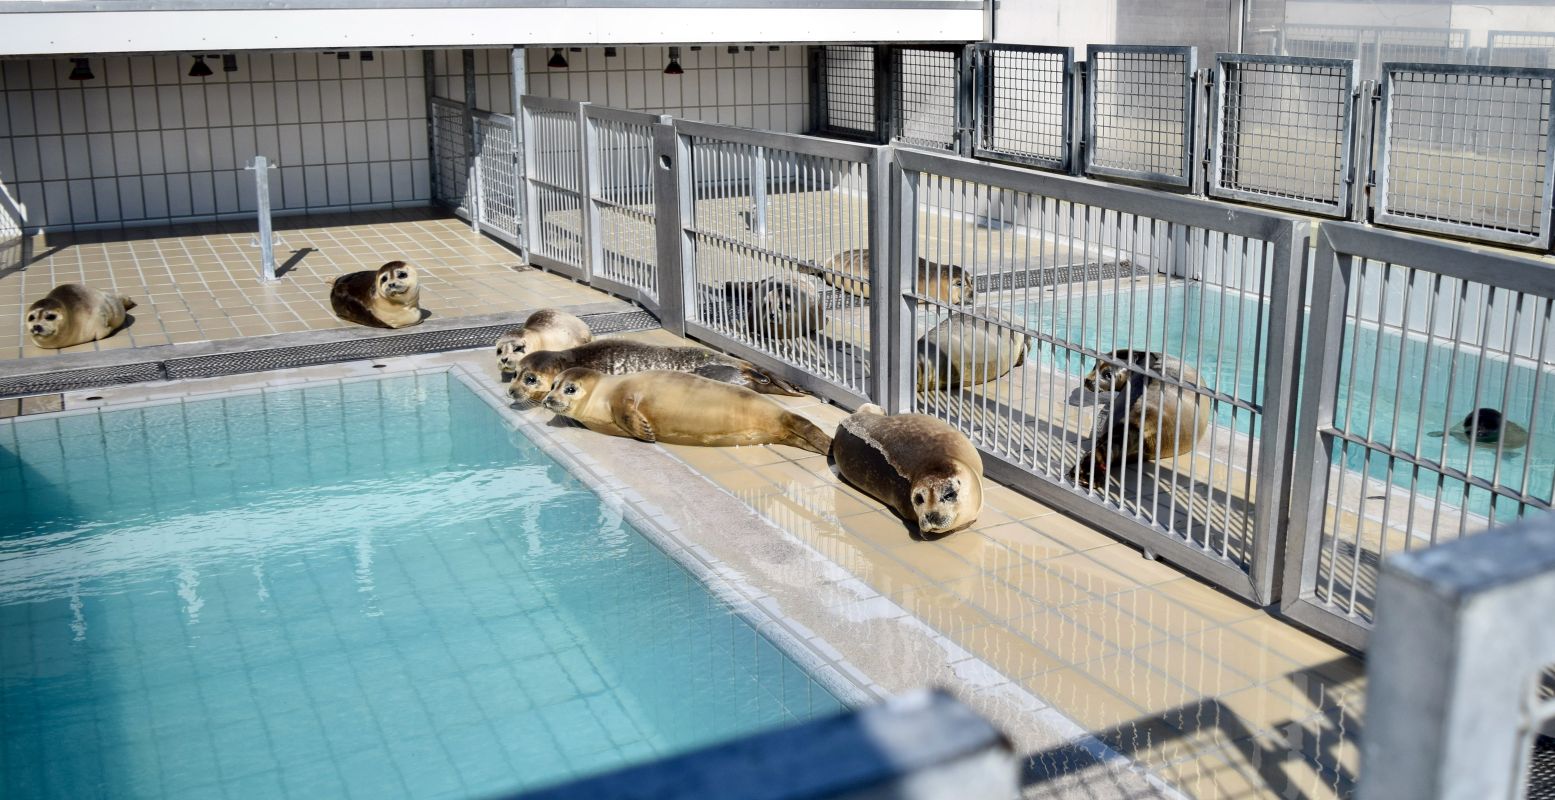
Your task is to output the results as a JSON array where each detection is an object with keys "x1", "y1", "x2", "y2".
[
  {"x1": 974, "y1": 44, "x2": 1072, "y2": 171},
  {"x1": 472, "y1": 112, "x2": 523, "y2": 248},
  {"x1": 1489, "y1": 31, "x2": 1555, "y2": 69},
  {"x1": 588, "y1": 113, "x2": 659, "y2": 302},
  {"x1": 526, "y1": 105, "x2": 587, "y2": 271},
  {"x1": 1279, "y1": 24, "x2": 1469, "y2": 81},
  {"x1": 684, "y1": 131, "x2": 872, "y2": 402},
  {"x1": 1210, "y1": 55, "x2": 1355, "y2": 216},
  {"x1": 891, "y1": 47, "x2": 960, "y2": 151},
  {"x1": 1531, "y1": 734, "x2": 1555, "y2": 800},
  {"x1": 431, "y1": 97, "x2": 469, "y2": 209},
  {"x1": 1377, "y1": 64, "x2": 1555, "y2": 248},
  {"x1": 818, "y1": 46, "x2": 877, "y2": 138},
  {"x1": 1085, "y1": 46, "x2": 1197, "y2": 188}
]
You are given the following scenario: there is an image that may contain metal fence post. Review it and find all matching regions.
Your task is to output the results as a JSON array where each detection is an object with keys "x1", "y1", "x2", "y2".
[
  {"x1": 463, "y1": 49, "x2": 480, "y2": 233},
  {"x1": 884, "y1": 154, "x2": 916, "y2": 414},
  {"x1": 424, "y1": 51, "x2": 439, "y2": 203},
  {"x1": 751, "y1": 146, "x2": 768, "y2": 238},
  {"x1": 1350, "y1": 79, "x2": 1378, "y2": 223},
  {"x1": 1069, "y1": 60, "x2": 1086, "y2": 177},
  {"x1": 246, "y1": 155, "x2": 278, "y2": 283},
  {"x1": 874, "y1": 45, "x2": 893, "y2": 145},
  {"x1": 576, "y1": 101, "x2": 595, "y2": 280},
  {"x1": 957, "y1": 44, "x2": 978, "y2": 158},
  {"x1": 867, "y1": 146, "x2": 893, "y2": 407},
  {"x1": 652, "y1": 122, "x2": 690, "y2": 336},
  {"x1": 511, "y1": 46, "x2": 529, "y2": 260}
]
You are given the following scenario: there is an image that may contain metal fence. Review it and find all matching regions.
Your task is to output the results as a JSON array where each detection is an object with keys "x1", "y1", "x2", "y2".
[
  {"x1": 1277, "y1": 24, "x2": 1471, "y2": 81},
  {"x1": 1283, "y1": 222, "x2": 1555, "y2": 648},
  {"x1": 971, "y1": 44, "x2": 1074, "y2": 172},
  {"x1": 430, "y1": 96, "x2": 470, "y2": 212},
  {"x1": 1083, "y1": 45, "x2": 1198, "y2": 189},
  {"x1": 584, "y1": 105, "x2": 663, "y2": 309},
  {"x1": 1209, "y1": 54, "x2": 1358, "y2": 218},
  {"x1": 1488, "y1": 31, "x2": 1555, "y2": 69},
  {"x1": 471, "y1": 110, "x2": 523, "y2": 249},
  {"x1": 887, "y1": 45, "x2": 969, "y2": 153},
  {"x1": 522, "y1": 96, "x2": 589, "y2": 280},
  {"x1": 813, "y1": 45, "x2": 882, "y2": 142},
  {"x1": 1374, "y1": 63, "x2": 1555, "y2": 249}
]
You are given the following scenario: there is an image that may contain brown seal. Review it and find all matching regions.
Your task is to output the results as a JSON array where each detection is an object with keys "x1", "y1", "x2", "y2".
[
  {"x1": 829, "y1": 404, "x2": 985, "y2": 536},
  {"x1": 508, "y1": 339, "x2": 803, "y2": 403},
  {"x1": 496, "y1": 309, "x2": 593, "y2": 377},
  {"x1": 541, "y1": 367, "x2": 832, "y2": 454},
  {"x1": 722, "y1": 276, "x2": 827, "y2": 342},
  {"x1": 916, "y1": 309, "x2": 1030, "y2": 391},
  {"x1": 26, "y1": 284, "x2": 137, "y2": 349},
  {"x1": 1070, "y1": 349, "x2": 1212, "y2": 489},
  {"x1": 329, "y1": 260, "x2": 423, "y2": 329},
  {"x1": 801, "y1": 248, "x2": 973, "y2": 306}
]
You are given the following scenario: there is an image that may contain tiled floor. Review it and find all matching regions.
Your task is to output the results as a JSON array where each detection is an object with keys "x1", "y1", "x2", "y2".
[{"x1": 0, "y1": 209, "x2": 618, "y2": 361}]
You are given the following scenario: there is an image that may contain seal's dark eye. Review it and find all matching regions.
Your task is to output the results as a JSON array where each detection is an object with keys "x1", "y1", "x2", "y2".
[
  {"x1": 523, "y1": 374, "x2": 537, "y2": 385},
  {"x1": 396, "y1": 271, "x2": 408, "y2": 279},
  {"x1": 563, "y1": 385, "x2": 577, "y2": 395},
  {"x1": 45, "y1": 313, "x2": 58, "y2": 321},
  {"x1": 379, "y1": 274, "x2": 388, "y2": 283},
  {"x1": 942, "y1": 489, "x2": 958, "y2": 503},
  {"x1": 913, "y1": 493, "x2": 925, "y2": 505}
]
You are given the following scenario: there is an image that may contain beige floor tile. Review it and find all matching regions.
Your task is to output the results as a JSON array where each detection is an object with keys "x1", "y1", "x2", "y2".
[
  {"x1": 1023, "y1": 668, "x2": 1145, "y2": 729},
  {"x1": 1083, "y1": 544, "x2": 1186, "y2": 586},
  {"x1": 957, "y1": 623, "x2": 1065, "y2": 680},
  {"x1": 1136, "y1": 639, "x2": 1257, "y2": 697},
  {"x1": 1058, "y1": 598, "x2": 1173, "y2": 654},
  {"x1": 1011, "y1": 608, "x2": 1120, "y2": 665},
  {"x1": 888, "y1": 584, "x2": 997, "y2": 633},
  {"x1": 978, "y1": 520, "x2": 1076, "y2": 561},
  {"x1": 885, "y1": 541, "x2": 984, "y2": 583},
  {"x1": 1107, "y1": 587, "x2": 1218, "y2": 638},
  {"x1": 1026, "y1": 511, "x2": 1120, "y2": 552}
]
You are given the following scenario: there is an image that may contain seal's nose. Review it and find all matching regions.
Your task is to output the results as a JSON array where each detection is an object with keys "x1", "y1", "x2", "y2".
[
  {"x1": 923, "y1": 511, "x2": 949, "y2": 530},
  {"x1": 29, "y1": 325, "x2": 43, "y2": 334}
]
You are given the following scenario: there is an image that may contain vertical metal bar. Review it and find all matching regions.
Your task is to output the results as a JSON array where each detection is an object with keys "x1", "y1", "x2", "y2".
[
  {"x1": 887, "y1": 158, "x2": 916, "y2": 413},
  {"x1": 511, "y1": 47, "x2": 529, "y2": 260},
  {"x1": 751, "y1": 146, "x2": 768, "y2": 238},
  {"x1": 957, "y1": 44, "x2": 978, "y2": 158},
  {"x1": 808, "y1": 46, "x2": 825, "y2": 135},
  {"x1": 424, "y1": 50, "x2": 438, "y2": 204},
  {"x1": 1254, "y1": 220, "x2": 1310, "y2": 603},
  {"x1": 582, "y1": 109, "x2": 604, "y2": 282},
  {"x1": 874, "y1": 46, "x2": 893, "y2": 146},
  {"x1": 1350, "y1": 79, "x2": 1378, "y2": 222},
  {"x1": 463, "y1": 49, "x2": 479, "y2": 232},
  {"x1": 248, "y1": 155, "x2": 277, "y2": 283},
  {"x1": 653, "y1": 122, "x2": 693, "y2": 336},
  {"x1": 521, "y1": 100, "x2": 542, "y2": 259}
]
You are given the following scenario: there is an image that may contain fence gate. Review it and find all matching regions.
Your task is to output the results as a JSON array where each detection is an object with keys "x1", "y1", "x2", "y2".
[
  {"x1": 675, "y1": 120, "x2": 887, "y2": 408},
  {"x1": 813, "y1": 45, "x2": 884, "y2": 143},
  {"x1": 887, "y1": 45, "x2": 971, "y2": 153},
  {"x1": 521, "y1": 95, "x2": 589, "y2": 280},
  {"x1": 1208, "y1": 54, "x2": 1358, "y2": 218},
  {"x1": 1283, "y1": 223, "x2": 1555, "y2": 649},
  {"x1": 583, "y1": 105, "x2": 662, "y2": 311},
  {"x1": 1374, "y1": 63, "x2": 1555, "y2": 250},
  {"x1": 1084, "y1": 45, "x2": 1198, "y2": 189},
  {"x1": 430, "y1": 96, "x2": 470, "y2": 212},
  {"x1": 470, "y1": 110, "x2": 523, "y2": 251},
  {"x1": 972, "y1": 44, "x2": 1074, "y2": 173}
]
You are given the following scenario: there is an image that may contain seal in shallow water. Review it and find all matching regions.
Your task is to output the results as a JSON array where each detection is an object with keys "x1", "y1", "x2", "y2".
[
  {"x1": 1429, "y1": 407, "x2": 1529, "y2": 450},
  {"x1": 329, "y1": 260, "x2": 423, "y2": 329},
  {"x1": 508, "y1": 338, "x2": 803, "y2": 403},
  {"x1": 829, "y1": 404, "x2": 985, "y2": 537},
  {"x1": 541, "y1": 367, "x2": 833, "y2": 454},
  {"x1": 496, "y1": 309, "x2": 593, "y2": 378},
  {"x1": 26, "y1": 284, "x2": 136, "y2": 349}
]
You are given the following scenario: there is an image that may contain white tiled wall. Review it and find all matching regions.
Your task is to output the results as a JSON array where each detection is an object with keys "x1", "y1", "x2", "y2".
[
  {"x1": 522, "y1": 45, "x2": 810, "y2": 132},
  {"x1": 431, "y1": 49, "x2": 515, "y2": 115},
  {"x1": 0, "y1": 51, "x2": 430, "y2": 231}
]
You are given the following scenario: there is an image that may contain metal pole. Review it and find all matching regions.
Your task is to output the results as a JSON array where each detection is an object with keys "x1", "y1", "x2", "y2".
[
  {"x1": 423, "y1": 50, "x2": 438, "y2": 204},
  {"x1": 652, "y1": 121, "x2": 689, "y2": 336},
  {"x1": 247, "y1": 155, "x2": 278, "y2": 283},
  {"x1": 751, "y1": 146, "x2": 768, "y2": 237},
  {"x1": 511, "y1": 46, "x2": 530, "y2": 260},
  {"x1": 463, "y1": 49, "x2": 480, "y2": 233}
]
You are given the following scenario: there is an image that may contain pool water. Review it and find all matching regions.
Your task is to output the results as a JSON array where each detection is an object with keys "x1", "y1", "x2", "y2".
[
  {"x1": 0, "y1": 374, "x2": 843, "y2": 800},
  {"x1": 1023, "y1": 283, "x2": 1555, "y2": 518}
]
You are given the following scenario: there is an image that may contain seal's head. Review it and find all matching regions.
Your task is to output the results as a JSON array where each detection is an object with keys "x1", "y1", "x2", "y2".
[
  {"x1": 1083, "y1": 349, "x2": 1155, "y2": 393},
  {"x1": 510, "y1": 350, "x2": 573, "y2": 403},
  {"x1": 376, "y1": 260, "x2": 418, "y2": 301},
  {"x1": 910, "y1": 460, "x2": 984, "y2": 536},
  {"x1": 24, "y1": 297, "x2": 67, "y2": 345},
  {"x1": 1459, "y1": 408, "x2": 1504, "y2": 443},
  {"x1": 495, "y1": 329, "x2": 530, "y2": 375},
  {"x1": 541, "y1": 367, "x2": 602, "y2": 416}
]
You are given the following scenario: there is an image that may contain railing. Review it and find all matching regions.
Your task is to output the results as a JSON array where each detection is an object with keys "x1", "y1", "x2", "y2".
[
  {"x1": 430, "y1": 96, "x2": 470, "y2": 213},
  {"x1": 1083, "y1": 45, "x2": 1198, "y2": 189},
  {"x1": 471, "y1": 110, "x2": 523, "y2": 250},
  {"x1": 521, "y1": 95, "x2": 589, "y2": 280},
  {"x1": 0, "y1": 180, "x2": 24, "y2": 273},
  {"x1": 971, "y1": 43, "x2": 1074, "y2": 173}
]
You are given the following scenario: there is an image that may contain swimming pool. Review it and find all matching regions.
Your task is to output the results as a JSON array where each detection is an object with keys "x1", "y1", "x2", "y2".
[
  {"x1": 1023, "y1": 282, "x2": 1555, "y2": 518},
  {"x1": 0, "y1": 374, "x2": 844, "y2": 799}
]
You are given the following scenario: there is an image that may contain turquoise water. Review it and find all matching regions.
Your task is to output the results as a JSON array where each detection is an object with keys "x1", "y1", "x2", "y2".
[
  {"x1": 1027, "y1": 283, "x2": 1555, "y2": 518},
  {"x1": 0, "y1": 375, "x2": 843, "y2": 800}
]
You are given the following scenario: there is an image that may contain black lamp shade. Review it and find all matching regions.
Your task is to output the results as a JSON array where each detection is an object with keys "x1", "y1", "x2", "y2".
[
  {"x1": 664, "y1": 46, "x2": 684, "y2": 76},
  {"x1": 68, "y1": 58, "x2": 93, "y2": 81},
  {"x1": 222, "y1": 54, "x2": 238, "y2": 73},
  {"x1": 360, "y1": 51, "x2": 374, "y2": 61},
  {"x1": 188, "y1": 55, "x2": 213, "y2": 78},
  {"x1": 548, "y1": 48, "x2": 568, "y2": 69}
]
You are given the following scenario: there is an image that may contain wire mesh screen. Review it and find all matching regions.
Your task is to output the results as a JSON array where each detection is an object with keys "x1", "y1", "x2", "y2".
[
  {"x1": 587, "y1": 110, "x2": 659, "y2": 304},
  {"x1": 524, "y1": 101, "x2": 587, "y2": 272},
  {"x1": 890, "y1": 47, "x2": 960, "y2": 152},
  {"x1": 1278, "y1": 24, "x2": 1469, "y2": 81},
  {"x1": 973, "y1": 44, "x2": 1073, "y2": 171},
  {"x1": 472, "y1": 112, "x2": 522, "y2": 248},
  {"x1": 682, "y1": 127, "x2": 873, "y2": 403},
  {"x1": 1376, "y1": 64, "x2": 1555, "y2": 249},
  {"x1": 1084, "y1": 46, "x2": 1197, "y2": 188},
  {"x1": 431, "y1": 97, "x2": 469, "y2": 210},
  {"x1": 1293, "y1": 227, "x2": 1555, "y2": 637},
  {"x1": 1210, "y1": 55, "x2": 1355, "y2": 217},
  {"x1": 1489, "y1": 31, "x2": 1555, "y2": 69},
  {"x1": 817, "y1": 46, "x2": 878, "y2": 139},
  {"x1": 897, "y1": 150, "x2": 1300, "y2": 598}
]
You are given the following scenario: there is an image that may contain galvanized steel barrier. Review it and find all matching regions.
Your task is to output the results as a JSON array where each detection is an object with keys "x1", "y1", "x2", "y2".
[
  {"x1": 971, "y1": 44, "x2": 1075, "y2": 173},
  {"x1": 584, "y1": 105, "x2": 664, "y2": 310},
  {"x1": 522, "y1": 95, "x2": 590, "y2": 280},
  {"x1": 886, "y1": 45, "x2": 971, "y2": 153},
  {"x1": 1083, "y1": 45, "x2": 1199, "y2": 189},
  {"x1": 471, "y1": 110, "x2": 523, "y2": 250},
  {"x1": 430, "y1": 96, "x2": 470, "y2": 212},
  {"x1": 812, "y1": 45, "x2": 883, "y2": 143},
  {"x1": 1284, "y1": 222, "x2": 1555, "y2": 648}
]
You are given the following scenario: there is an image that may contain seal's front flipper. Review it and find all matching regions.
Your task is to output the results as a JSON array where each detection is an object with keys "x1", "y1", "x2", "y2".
[{"x1": 616, "y1": 396, "x2": 658, "y2": 443}]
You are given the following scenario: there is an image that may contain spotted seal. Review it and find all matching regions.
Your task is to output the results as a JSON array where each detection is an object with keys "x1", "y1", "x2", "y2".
[
  {"x1": 508, "y1": 339, "x2": 803, "y2": 403},
  {"x1": 1070, "y1": 349, "x2": 1211, "y2": 489},
  {"x1": 25, "y1": 284, "x2": 136, "y2": 349},
  {"x1": 800, "y1": 248, "x2": 973, "y2": 306},
  {"x1": 496, "y1": 309, "x2": 593, "y2": 378},
  {"x1": 915, "y1": 309, "x2": 1031, "y2": 391},
  {"x1": 830, "y1": 404, "x2": 985, "y2": 537},
  {"x1": 329, "y1": 260, "x2": 423, "y2": 329}
]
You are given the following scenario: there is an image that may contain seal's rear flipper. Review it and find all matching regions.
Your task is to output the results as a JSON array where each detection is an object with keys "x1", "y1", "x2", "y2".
[
  {"x1": 786, "y1": 414, "x2": 832, "y2": 455},
  {"x1": 120, "y1": 297, "x2": 137, "y2": 311}
]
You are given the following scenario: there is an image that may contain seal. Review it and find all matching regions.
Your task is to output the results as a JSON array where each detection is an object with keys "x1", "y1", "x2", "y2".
[
  {"x1": 1429, "y1": 407, "x2": 1529, "y2": 450},
  {"x1": 722, "y1": 276, "x2": 827, "y2": 342},
  {"x1": 25, "y1": 284, "x2": 137, "y2": 349},
  {"x1": 329, "y1": 260, "x2": 423, "y2": 329},
  {"x1": 916, "y1": 309, "x2": 1031, "y2": 392},
  {"x1": 829, "y1": 404, "x2": 985, "y2": 536},
  {"x1": 800, "y1": 248, "x2": 973, "y2": 306},
  {"x1": 508, "y1": 339, "x2": 804, "y2": 403},
  {"x1": 541, "y1": 367, "x2": 833, "y2": 454},
  {"x1": 496, "y1": 309, "x2": 593, "y2": 378},
  {"x1": 1070, "y1": 349, "x2": 1211, "y2": 489}
]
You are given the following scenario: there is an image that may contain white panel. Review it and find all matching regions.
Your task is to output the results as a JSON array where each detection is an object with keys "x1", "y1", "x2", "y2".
[
  {"x1": 210, "y1": 129, "x2": 236, "y2": 171},
  {"x1": 369, "y1": 161, "x2": 393, "y2": 203},
  {"x1": 213, "y1": 169, "x2": 239, "y2": 213},
  {"x1": 325, "y1": 164, "x2": 349, "y2": 206},
  {"x1": 366, "y1": 120, "x2": 390, "y2": 163},
  {"x1": 32, "y1": 90, "x2": 60, "y2": 136},
  {"x1": 347, "y1": 162, "x2": 371, "y2": 204},
  {"x1": 165, "y1": 172, "x2": 192, "y2": 217},
  {"x1": 117, "y1": 176, "x2": 145, "y2": 220},
  {"x1": 185, "y1": 129, "x2": 212, "y2": 172},
  {"x1": 92, "y1": 178, "x2": 119, "y2": 222},
  {"x1": 68, "y1": 179, "x2": 95, "y2": 223},
  {"x1": 112, "y1": 132, "x2": 139, "y2": 176},
  {"x1": 37, "y1": 137, "x2": 66, "y2": 181},
  {"x1": 189, "y1": 172, "x2": 216, "y2": 215},
  {"x1": 57, "y1": 90, "x2": 85, "y2": 134},
  {"x1": 206, "y1": 84, "x2": 233, "y2": 128},
  {"x1": 86, "y1": 133, "x2": 115, "y2": 178}
]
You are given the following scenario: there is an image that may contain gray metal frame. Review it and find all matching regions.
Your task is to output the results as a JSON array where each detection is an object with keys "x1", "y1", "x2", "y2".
[
  {"x1": 470, "y1": 109, "x2": 523, "y2": 250},
  {"x1": 1282, "y1": 222, "x2": 1555, "y2": 648},
  {"x1": 893, "y1": 146, "x2": 1307, "y2": 603},
  {"x1": 885, "y1": 43, "x2": 972, "y2": 154},
  {"x1": 583, "y1": 104, "x2": 665, "y2": 312},
  {"x1": 1083, "y1": 44, "x2": 1198, "y2": 189},
  {"x1": 1486, "y1": 30, "x2": 1555, "y2": 69},
  {"x1": 520, "y1": 94, "x2": 591, "y2": 281},
  {"x1": 429, "y1": 95, "x2": 471, "y2": 212},
  {"x1": 970, "y1": 43, "x2": 1074, "y2": 172},
  {"x1": 1373, "y1": 62, "x2": 1555, "y2": 250},
  {"x1": 1208, "y1": 53, "x2": 1358, "y2": 218},
  {"x1": 814, "y1": 45, "x2": 884, "y2": 144}
]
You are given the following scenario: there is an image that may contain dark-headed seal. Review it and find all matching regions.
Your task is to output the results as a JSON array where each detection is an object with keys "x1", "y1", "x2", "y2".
[
  {"x1": 329, "y1": 260, "x2": 423, "y2": 329},
  {"x1": 1429, "y1": 407, "x2": 1529, "y2": 450},
  {"x1": 723, "y1": 276, "x2": 827, "y2": 342},
  {"x1": 830, "y1": 404, "x2": 985, "y2": 536},
  {"x1": 542, "y1": 368, "x2": 833, "y2": 454},
  {"x1": 1070, "y1": 349, "x2": 1211, "y2": 489},
  {"x1": 801, "y1": 248, "x2": 973, "y2": 306},
  {"x1": 496, "y1": 309, "x2": 593, "y2": 377},
  {"x1": 916, "y1": 309, "x2": 1031, "y2": 392},
  {"x1": 26, "y1": 284, "x2": 136, "y2": 349},
  {"x1": 508, "y1": 339, "x2": 803, "y2": 403}
]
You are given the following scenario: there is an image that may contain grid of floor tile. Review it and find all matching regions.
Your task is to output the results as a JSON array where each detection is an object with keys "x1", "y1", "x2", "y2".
[{"x1": 0, "y1": 208, "x2": 616, "y2": 361}]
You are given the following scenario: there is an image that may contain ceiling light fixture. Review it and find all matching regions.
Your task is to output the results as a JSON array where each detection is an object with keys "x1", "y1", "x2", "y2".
[
  {"x1": 548, "y1": 48, "x2": 568, "y2": 69},
  {"x1": 222, "y1": 54, "x2": 238, "y2": 73},
  {"x1": 664, "y1": 47, "x2": 684, "y2": 76},
  {"x1": 188, "y1": 55, "x2": 213, "y2": 78},
  {"x1": 68, "y1": 58, "x2": 94, "y2": 81}
]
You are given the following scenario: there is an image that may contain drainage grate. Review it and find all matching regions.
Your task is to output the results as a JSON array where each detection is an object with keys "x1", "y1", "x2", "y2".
[
  {"x1": 0, "y1": 309, "x2": 660, "y2": 400},
  {"x1": 1532, "y1": 735, "x2": 1555, "y2": 800}
]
